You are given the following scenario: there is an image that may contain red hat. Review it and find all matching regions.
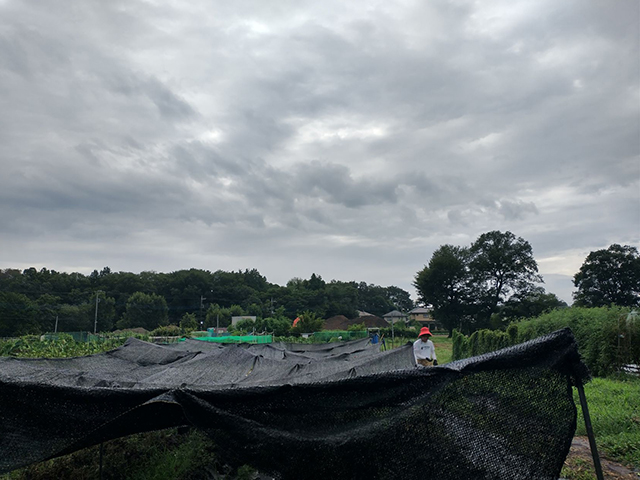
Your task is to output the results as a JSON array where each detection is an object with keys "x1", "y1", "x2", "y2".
[{"x1": 419, "y1": 327, "x2": 432, "y2": 337}]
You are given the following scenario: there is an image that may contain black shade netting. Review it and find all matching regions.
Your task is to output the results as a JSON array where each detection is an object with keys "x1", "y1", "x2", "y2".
[{"x1": 0, "y1": 328, "x2": 589, "y2": 479}]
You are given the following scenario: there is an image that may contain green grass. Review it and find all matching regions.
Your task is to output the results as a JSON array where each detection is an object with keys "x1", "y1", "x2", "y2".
[
  {"x1": 574, "y1": 375, "x2": 640, "y2": 468},
  {"x1": 560, "y1": 457, "x2": 597, "y2": 480},
  {"x1": 432, "y1": 334, "x2": 453, "y2": 364}
]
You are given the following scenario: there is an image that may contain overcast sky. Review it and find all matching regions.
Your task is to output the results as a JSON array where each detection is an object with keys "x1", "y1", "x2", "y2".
[{"x1": 1, "y1": 0, "x2": 638, "y2": 305}]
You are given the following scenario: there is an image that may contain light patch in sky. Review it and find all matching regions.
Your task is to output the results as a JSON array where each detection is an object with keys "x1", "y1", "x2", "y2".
[
  {"x1": 538, "y1": 252, "x2": 591, "y2": 278},
  {"x1": 465, "y1": 0, "x2": 540, "y2": 39},
  {"x1": 199, "y1": 129, "x2": 225, "y2": 144},
  {"x1": 291, "y1": 117, "x2": 389, "y2": 142},
  {"x1": 461, "y1": 131, "x2": 506, "y2": 152},
  {"x1": 323, "y1": 234, "x2": 372, "y2": 247}
]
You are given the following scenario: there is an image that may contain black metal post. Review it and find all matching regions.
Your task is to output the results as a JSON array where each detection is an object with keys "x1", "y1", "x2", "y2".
[{"x1": 576, "y1": 379, "x2": 604, "y2": 480}]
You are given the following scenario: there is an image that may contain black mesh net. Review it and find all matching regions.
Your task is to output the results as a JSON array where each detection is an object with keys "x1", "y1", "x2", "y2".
[{"x1": 0, "y1": 328, "x2": 589, "y2": 479}]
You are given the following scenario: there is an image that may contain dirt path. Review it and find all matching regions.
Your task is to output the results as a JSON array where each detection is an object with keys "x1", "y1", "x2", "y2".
[{"x1": 564, "y1": 437, "x2": 639, "y2": 479}]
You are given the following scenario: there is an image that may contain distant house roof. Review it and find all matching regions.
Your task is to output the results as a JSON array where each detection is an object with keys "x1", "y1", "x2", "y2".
[
  {"x1": 357, "y1": 310, "x2": 374, "y2": 317},
  {"x1": 383, "y1": 310, "x2": 407, "y2": 318},
  {"x1": 409, "y1": 307, "x2": 432, "y2": 314},
  {"x1": 356, "y1": 315, "x2": 388, "y2": 328}
]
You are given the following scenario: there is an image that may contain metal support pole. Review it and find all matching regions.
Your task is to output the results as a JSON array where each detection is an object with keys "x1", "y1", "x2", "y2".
[{"x1": 576, "y1": 379, "x2": 604, "y2": 480}]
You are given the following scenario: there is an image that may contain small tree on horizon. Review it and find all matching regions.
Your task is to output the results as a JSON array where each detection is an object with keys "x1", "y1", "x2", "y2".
[
  {"x1": 573, "y1": 244, "x2": 640, "y2": 307},
  {"x1": 291, "y1": 310, "x2": 325, "y2": 335}
]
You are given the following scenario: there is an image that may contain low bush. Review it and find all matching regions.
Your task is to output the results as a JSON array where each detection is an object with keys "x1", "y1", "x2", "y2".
[
  {"x1": 380, "y1": 325, "x2": 418, "y2": 340},
  {"x1": 452, "y1": 307, "x2": 639, "y2": 377},
  {"x1": 150, "y1": 324, "x2": 183, "y2": 337},
  {"x1": 0, "y1": 334, "x2": 131, "y2": 358}
]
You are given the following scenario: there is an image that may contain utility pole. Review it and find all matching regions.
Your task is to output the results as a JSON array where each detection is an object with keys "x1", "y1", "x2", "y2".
[
  {"x1": 200, "y1": 295, "x2": 206, "y2": 332},
  {"x1": 54, "y1": 315, "x2": 59, "y2": 333},
  {"x1": 93, "y1": 290, "x2": 103, "y2": 334}
]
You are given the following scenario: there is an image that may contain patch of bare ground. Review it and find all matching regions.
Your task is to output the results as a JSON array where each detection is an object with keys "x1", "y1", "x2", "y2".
[{"x1": 563, "y1": 437, "x2": 639, "y2": 479}]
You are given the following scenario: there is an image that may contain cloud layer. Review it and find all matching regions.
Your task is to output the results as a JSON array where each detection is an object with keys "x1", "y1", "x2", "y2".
[{"x1": 1, "y1": 0, "x2": 638, "y2": 303}]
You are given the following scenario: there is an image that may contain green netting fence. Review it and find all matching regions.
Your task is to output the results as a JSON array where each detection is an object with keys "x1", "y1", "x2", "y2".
[{"x1": 191, "y1": 335, "x2": 273, "y2": 344}]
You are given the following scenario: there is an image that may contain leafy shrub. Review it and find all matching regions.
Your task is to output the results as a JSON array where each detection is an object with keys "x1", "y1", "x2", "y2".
[
  {"x1": 380, "y1": 324, "x2": 418, "y2": 339},
  {"x1": 273, "y1": 335, "x2": 317, "y2": 344},
  {"x1": 179, "y1": 313, "x2": 198, "y2": 332},
  {"x1": 290, "y1": 311, "x2": 324, "y2": 335},
  {"x1": 0, "y1": 334, "x2": 131, "y2": 358},
  {"x1": 234, "y1": 318, "x2": 257, "y2": 334},
  {"x1": 452, "y1": 306, "x2": 639, "y2": 377},
  {"x1": 347, "y1": 322, "x2": 366, "y2": 331},
  {"x1": 151, "y1": 324, "x2": 183, "y2": 337}
]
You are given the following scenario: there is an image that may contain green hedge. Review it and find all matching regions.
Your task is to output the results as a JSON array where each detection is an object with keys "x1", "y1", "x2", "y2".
[{"x1": 452, "y1": 307, "x2": 639, "y2": 377}]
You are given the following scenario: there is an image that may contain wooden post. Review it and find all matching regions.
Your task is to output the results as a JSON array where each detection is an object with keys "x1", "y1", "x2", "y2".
[{"x1": 576, "y1": 379, "x2": 604, "y2": 480}]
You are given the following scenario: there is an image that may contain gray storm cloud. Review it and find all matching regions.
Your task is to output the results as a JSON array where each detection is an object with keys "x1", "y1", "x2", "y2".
[{"x1": 0, "y1": 0, "x2": 638, "y2": 304}]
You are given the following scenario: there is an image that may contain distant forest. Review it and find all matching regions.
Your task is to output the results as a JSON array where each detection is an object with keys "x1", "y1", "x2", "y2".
[{"x1": 0, "y1": 267, "x2": 414, "y2": 337}]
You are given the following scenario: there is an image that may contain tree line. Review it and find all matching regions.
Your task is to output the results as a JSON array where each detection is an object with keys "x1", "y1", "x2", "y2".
[
  {"x1": 0, "y1": 267, "x2": 413, "y2": 337},
  {"x1": 2, "y1": 231, "x2": 636, "y2": 339},
  {"x1": 414, "y1": 231, "x2": 640, "y2": 336}
]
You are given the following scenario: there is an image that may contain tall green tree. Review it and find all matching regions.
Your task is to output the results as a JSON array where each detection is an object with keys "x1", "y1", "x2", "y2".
[
  {"x1": 356, "y1": 282, "x2": 395, "y2": 316},
  {"x1": 0, "y1": 292, "x2": 39, "y2": 336},
  {"x1": 93, "y1": 291, "x2": 117, "y2": 333},
  {"x1": 257, "y1": 316, "x2": 292, "y2": 336},
  {"x1": 180, "y1": 313, "x2": 198, "y2": 332},
  {"x1": 35, "y1": 294, "x2": 62, "y2": 332},
  {"x1": 291, "y1": 310, "x2": 325, "y2": 334},
  {"x1": 385, "y1": 286, "x2": 414, "y2": 312},
  {"x1": 414, "y1": 245, "x2": 472, "y2": 336},
  {"x1": 325, "y1": 281, "x2": 358, "y2": 319},
  {"x1": 469, "y1": 231, "x2": 541, "y2": 326},
  {"x1": 118, "y1": 292, "x2": 169, "y2": 330},
  {"x1": 573, "y1": 244, "x2": 640, "y2": 307},
  {"x1": 492, "y1": 286, "x2": 567, "y2": 327},
  {"x1": 205, "y1": 303, "x2": 227, "y2": 328},
  {"x1": 56, "y1": 303, "x2": 94, "y2": 332}
]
